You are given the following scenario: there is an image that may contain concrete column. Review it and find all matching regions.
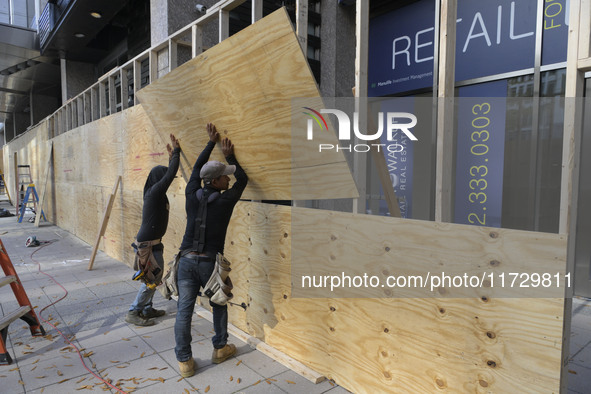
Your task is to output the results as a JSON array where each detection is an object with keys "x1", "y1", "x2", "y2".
[
  {"x1": 60, "y1": 52, "x2": 67, "y2": 105},
  {"x1": 35, "y1": 0, "x2": 41, "y2": 31},
  {"x1": 29, "y1": 88, "x2": 34, "y2": 126},
  {"x1": 150, "y1": 0, "x2": 168, "y2": 45},
  {"x1": 320, "y1": 2, "x2": 356, "y2": 97},
  {"x1": 151, "y1": 0, "x2": 219, "y2": 46}
]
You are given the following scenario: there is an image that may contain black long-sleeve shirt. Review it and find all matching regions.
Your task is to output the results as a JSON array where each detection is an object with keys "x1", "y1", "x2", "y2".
[
  {"x1": 179, "y1": 141, "x2": 248, "y2": 256},
  {"x1": 136, "y1": 147, "x2": 181, "y2": 243}
]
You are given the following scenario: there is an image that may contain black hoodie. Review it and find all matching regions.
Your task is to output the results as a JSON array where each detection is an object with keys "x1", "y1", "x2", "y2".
[{"x1": 136, "y1": 147, "x2": 181, "y2": 244}]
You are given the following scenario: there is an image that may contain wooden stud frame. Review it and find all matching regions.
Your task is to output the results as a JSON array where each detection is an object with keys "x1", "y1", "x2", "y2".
[
  {"x1": 435, "y1": 0, "x2": 456, "y2": 223},
  {"x1": 353, "y1": 0, "x2": 369, "y2": 214},
  {"x1": 559, "y1": 0, "x2": 590, "y2": 391},
  {"x1": 121, "y1": 68, "x2": 129, "y2": 111},
  {"x1": 296, "y1": 0, "x2": 308, "y2": 53}
]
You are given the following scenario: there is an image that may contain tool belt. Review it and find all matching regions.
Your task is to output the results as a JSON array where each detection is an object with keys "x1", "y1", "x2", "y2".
[
  {"x1": 132, "y1": 239, "x2": 163, "y2": 284},
  {"x1": 158, "y1": 252, "x2": 180, "y2": 300},
  {"x1": 202, "y1": 253, "x2": 233, "y2": 306}
]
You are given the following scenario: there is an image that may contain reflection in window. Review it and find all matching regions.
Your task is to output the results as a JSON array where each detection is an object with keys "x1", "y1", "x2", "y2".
[{"x1": 502, "y1": 70, "x2": 564, "y2": 233}]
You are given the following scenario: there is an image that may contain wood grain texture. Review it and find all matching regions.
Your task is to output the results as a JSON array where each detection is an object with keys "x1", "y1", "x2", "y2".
[
  {"x1": 291, "y1": 208, "x2": 567, "y2": 298},
  {"x1": 136, "y1": 9, "x2": 357, "y2": 200},
  {"x1": 3, "y1": 116, "x2": 567, "y2": 392},
  {"x1": 1, "y1": 10, "x2": 568, "y2": 392},
  {"x1": 223, "y1": 201, "x2": 565, "y2": 393}
]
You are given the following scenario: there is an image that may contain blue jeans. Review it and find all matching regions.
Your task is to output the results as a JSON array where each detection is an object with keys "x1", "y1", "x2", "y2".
[
  {"x1": 174, "y1": 254, "x2": 228, "y2": 362},
  {"x1": 129, "y1": 248, "x2": 164, "y2": 314}
]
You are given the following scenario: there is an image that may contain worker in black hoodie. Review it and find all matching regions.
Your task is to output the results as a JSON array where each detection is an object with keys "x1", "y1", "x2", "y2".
[{"x1": 125, "y1": 133, "x2": 181, "y2": 326}]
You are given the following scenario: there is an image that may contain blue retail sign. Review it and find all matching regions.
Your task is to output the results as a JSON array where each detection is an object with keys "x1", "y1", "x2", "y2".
[
  {"x1": 454, "y1": 80, "x2": 507, "y2": 228},
  {"x1": 541, "y1": 0, "x2": 569, "y2": 66},
  {"x1": 454, "y1": 0, "x2": 536, "y2": 81},
  {"x1": 378, "y1": 98, "x2": 415, "y2": 218},
  {"x1": 369, "y1": 0, "x2": 435, "y2": 96},
  {"x1": 369, "y1": 0, "x2": 567, "y2": 96}
]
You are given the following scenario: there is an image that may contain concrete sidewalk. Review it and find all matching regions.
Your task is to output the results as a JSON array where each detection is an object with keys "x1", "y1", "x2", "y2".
[
  {"x1": 1, "y1": 196, "x2": 591, "y2": 393},
  {"x1": 0, "y1": 199, "x2": 348, "y2": 394}
]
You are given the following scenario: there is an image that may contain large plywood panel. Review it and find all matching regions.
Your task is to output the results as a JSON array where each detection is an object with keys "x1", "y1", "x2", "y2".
[
  {"x1": 122, "y1": 105, "x2": 174, "y2": 191},
  {"x1": 292, "y1": 209, "x2": 567, "y2": 299},
  {"x1": 137, "y1": 9, "x2": 357, "y2": 201},
  {"x1": 3, "y1": 121, "x2": 49, "y2": 188},
  {"x1": 86, "y1": 115, "x2": 124, "y2": 188},
  {"x1": 224, "y1": 202, "x2": 565, "y2": 393}
]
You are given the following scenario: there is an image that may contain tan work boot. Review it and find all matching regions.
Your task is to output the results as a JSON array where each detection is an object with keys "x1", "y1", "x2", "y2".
[
  {"x1": 212, "y1": 343, "x2": 236, "y2": 364},
  {"x1": 178, "y1": 358, "x2": 196, "y2": 378},
  {"x1": 125, "y1": 310, "x2": 154, "y2": 327}
]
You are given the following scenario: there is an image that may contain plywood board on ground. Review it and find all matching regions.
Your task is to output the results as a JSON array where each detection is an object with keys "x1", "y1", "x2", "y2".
[
  {"x1": 137, "y1": 9, "x2": 357, "y2": 201},
  {"x1": 223, "y1": 202, "x2": 566, "y2": 393}
]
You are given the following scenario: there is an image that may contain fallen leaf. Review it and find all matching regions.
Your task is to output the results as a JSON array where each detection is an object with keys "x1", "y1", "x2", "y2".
[
  {"x1": 31, "y1": 366, "x2": 37, "y2": 371},
  {"x1": 140, "y1": 352, "x2": 145, "y2": 358},
  {"x1": 253, "y1": 380, "x2": 261, "y2": 386},
  {"x1": 103, "y1": 331, "x2": 110, "y2": 335},
  {"x1": 286, "y1": 380, "x2": 296, "y2": 384},
  {"x1": 36, "y1": 376, "x2": 46, "y2": 379},
  {"x1": 76, "y1": 377, "x2": 86, "y2": 383},
  {"x1": 116, "y1": 365, "x2": 128, "y2": 369},
  {"x1": 266, "y1": 380, "x2": 271, "y2": 384},
  {"x1": 83, "y1": 351, "x2": 94, "y2": 357},
  {"x1": 121, "y1": 338, "x2": 130, "y2": 341},
  {"x1": 204, "y1": 386, "x2": 210, "y2": 393},
  {"x1": 148, "y1": 367, "x2": 158, "y2": 370},
  {"x1": 142, "y1": 336, "x2": 151, "y2": 338},
  {"x1": 159, "y1": 367, "x2": 168, "y2": 370},
  {"x1": 237, "y1": 378, "x2": 242, "y2": 384},
  {"x1": 110, "y1": 360, "x2": 119, "y2": 363},
  {"x1": 32, "y1": 358, "x2": 40, "y2": 364},
  {"x1": 18, "y1": 380, "x2": 25, "y2": 385},
  {"x1": 9, "y1": 367, "x2": 19, "y2": 371},
  {"x1": 58, "y1": 378, "x2": 70, "y2": 384},
  {"x1": 229, "y1": 376, "x2": 233, "y2": 381},
  {"x1": 236, "y1": 360, "x2": 242, "y2": 366},
  {"x1": 57, "y1": 370, "x2": 63, "y2": 376},
  {"x1": 568, "y1": 370, "x2": 577, "y2": 374},
  {"x1": 184, "y1": 389, "x2": 190, "y2": 394}
]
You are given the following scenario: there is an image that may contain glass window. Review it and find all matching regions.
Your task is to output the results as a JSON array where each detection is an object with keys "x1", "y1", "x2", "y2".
[{"x1": 453, "y1": 70, "x2": 565, "y2": 233}]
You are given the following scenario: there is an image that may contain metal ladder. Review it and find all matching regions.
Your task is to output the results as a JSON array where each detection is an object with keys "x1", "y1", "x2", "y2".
[
  {"x1": 0, "y1": 170, "x2": 12, "y2": 204},
  {"x1": 0, "y1": 238, "x2": 45, "y2": 365},
  {"x1": 17, "y1": 184, "x2": 46, "y2": 223},
  {"x1": 16, "y1": 165, "x2": 32, "y2": 215}
]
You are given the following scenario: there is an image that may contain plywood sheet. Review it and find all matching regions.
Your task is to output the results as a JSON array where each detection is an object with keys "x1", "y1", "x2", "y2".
[
  {"x1": 121, "y1": 105, "x2": 185, "y2": 191},
  {"x1": 223, "y1": 202, "x2": 566, "y2": 393},
  {"x1": 136, "y1": 9, "x2": 357, "y2": 200},
  {"x1": 291, "y1": 208, "x2": 567, "y2": 298}
]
